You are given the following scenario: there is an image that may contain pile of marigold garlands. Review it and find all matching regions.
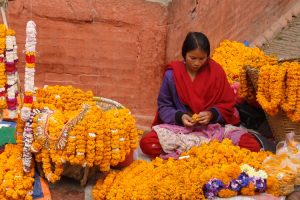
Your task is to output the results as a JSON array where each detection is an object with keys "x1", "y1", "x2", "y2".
[
  {"x1": 0, "y1": 121, "x2": 34, "y2": 200},
  {"x1": 213, "y1": 40, "x2": 300, "y2": 122},
  {"x1": 27, "y1": 85, "x2": 142, "y2": 183},
  {"x1": 212, "y1": 40, "x2": 277, "y2": 100},
  {"x1": 93, "y1": 139, "x2": 288, "y2": 200}
]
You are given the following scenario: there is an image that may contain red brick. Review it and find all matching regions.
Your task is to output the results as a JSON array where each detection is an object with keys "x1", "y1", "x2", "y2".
[
  {"x1": 45, "y1": 73, "x2": 80, "y2": 83},
  {"x1": 79, "y1": 75, "x2": 98, "y2": 85},
  {"x1": 64, "y1": 65, "x2": 98, "y2": 75}
]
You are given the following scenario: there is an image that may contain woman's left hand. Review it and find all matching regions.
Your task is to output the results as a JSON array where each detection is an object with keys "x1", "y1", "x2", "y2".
[{"x1": 197, "y1": 111, "x2": 213, "y2": 125}]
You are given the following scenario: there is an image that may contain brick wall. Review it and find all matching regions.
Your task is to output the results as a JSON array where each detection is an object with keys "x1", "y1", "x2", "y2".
[
  {"x1": 6, "y1": 0, "x2": 299, "y2": 130},
  {"x1": 166, "y1": 0, "x2": 299, "y2": 61},
  {"x1": 7, "y1": 0, "x2": 168, "y2": 130}
]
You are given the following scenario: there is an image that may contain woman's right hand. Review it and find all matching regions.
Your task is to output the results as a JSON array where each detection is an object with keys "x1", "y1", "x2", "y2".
[{"x1": 181, "y1": 114, "x2": 196, "y2": 127}]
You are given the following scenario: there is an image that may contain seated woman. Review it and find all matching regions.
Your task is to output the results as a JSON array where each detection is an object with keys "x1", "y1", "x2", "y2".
[{"x1": 140, "y1": 32, "x2": 268, "y2": 159}]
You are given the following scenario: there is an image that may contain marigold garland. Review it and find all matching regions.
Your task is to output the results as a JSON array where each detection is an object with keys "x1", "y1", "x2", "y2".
[
  {"x1": 92, "y1": 139, "x2": 273, "y2": 200},
  {"x1": 256, "y1": 64, "x2": 286, "y2": 116},
  {"x1": 29, "y1": 85, "x2": 142, "y2": 183},
  {"x1": 212, "y1": 40, "x2": 277, "y2": 84},
  {"x1": 0, "y1": 24, "x2": 6, "y2": 110},
  {"x1": 0, "y1": 142, "x2": 34, "y2": 200},
  {"x1": 281, "y1": 62, "x2": 300, "y2": 122}
]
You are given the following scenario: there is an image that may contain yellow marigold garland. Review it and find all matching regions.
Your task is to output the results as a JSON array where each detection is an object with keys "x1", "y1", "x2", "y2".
[
  {"x1": 0, "y1": 24, "x2": 6, "y2": 109},
  {"x1": 0, "y1": 144, "x2": 34, "y2": 200},
  {"x1": 31, "y1": 85, "x2": 142, "y2": 182},
  {"x1": 92, "y1": 139, "x2": 273, "y2": 200},
  {"x1": 212, "y1": 40, "x2": 277, "y2": 84},
  {"x1": 256, "y1": 64, "x2": 286, "y2": 116},
  {"x1": 281, "y1": 62, "x2": 300, "y2": 122}
]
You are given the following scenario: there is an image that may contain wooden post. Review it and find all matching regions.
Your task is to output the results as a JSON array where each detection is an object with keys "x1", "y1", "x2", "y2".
[{"x1": 0, "y1": 6, "x2": 8, "y2": 28}]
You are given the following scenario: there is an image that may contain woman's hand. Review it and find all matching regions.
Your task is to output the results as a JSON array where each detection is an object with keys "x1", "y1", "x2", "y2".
[
  {"x1": 181, "y1": 114, "x2": 196, "y2": 127},
  {"x1": 197, "y1": 111, "x2": 213, "y2": 125}
]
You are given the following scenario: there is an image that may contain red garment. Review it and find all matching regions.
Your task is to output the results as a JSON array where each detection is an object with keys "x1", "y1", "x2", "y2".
[
  {"x1": 168, "y1": 59, "x2": 240, "y2": 125},
  {"x1": 238, "y1": 133, "x2": 261, "y2": 152},
  {"x1": 140, "y1": 131, "x2": 261, "y2": 157},
  {"x1": 140, "y1": 130, "x2": 162, "y2": 158}
]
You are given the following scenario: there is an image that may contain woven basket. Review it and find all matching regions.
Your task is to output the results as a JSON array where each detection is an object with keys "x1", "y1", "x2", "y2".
[
  {"x1": 36, "y1": 96, "x2": 124, "y2": 186},
  {"x1": 246, "y1": 58, "x2": 300, "y2": 142}
]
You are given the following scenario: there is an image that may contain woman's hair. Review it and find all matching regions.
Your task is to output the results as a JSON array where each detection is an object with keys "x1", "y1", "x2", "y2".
[{"x1": 181, "y1": 32, "x2": 210, "y2": 60}]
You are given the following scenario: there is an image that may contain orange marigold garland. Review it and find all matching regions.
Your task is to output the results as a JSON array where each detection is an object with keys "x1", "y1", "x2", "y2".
[
  {"x1": 0, "y1": 24, "x2": 6, "y2": 109},
  {"x1": 256, "y1": 64, "x2": 286, "y2": 116},
  {"x1": 281, "y1": 62, "x2": 300, "y2": 122},
  {"x1": 92, "y1": 139, "x2": 273, "y2": 200},
  {"x1": 30, "y1": 85, "x2": 142, "y2": 182}
]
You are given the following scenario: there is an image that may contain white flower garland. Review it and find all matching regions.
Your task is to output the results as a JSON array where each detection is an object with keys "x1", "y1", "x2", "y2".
[{"x1": 21, "y1": 20, "x2": 36, "y2": 122}]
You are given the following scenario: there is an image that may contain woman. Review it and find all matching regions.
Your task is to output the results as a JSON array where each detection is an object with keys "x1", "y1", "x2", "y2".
[{"x1": 140, "y1": 32, "x2": 265, "y2": 159}]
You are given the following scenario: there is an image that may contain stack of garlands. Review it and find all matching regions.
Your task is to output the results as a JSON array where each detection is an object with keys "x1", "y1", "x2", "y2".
[
  {"x1": 257, "y1": 61, "x2": 300, "y2": 122},
  {"x1": 0, "y1": 118, "x2": 34, "y2": 200},
  {"x1": 0, "y1": 24, "x2": 6, "y2": 109},
  {"x1": 93, "y1": 139, "x2": 281, "y2": 200},
  {"x1": 212, "y1": 40, "x2": 277, "y2": 99},
  {"x1": 30, "y1": 85, "x2": 142, "y2": 183}
]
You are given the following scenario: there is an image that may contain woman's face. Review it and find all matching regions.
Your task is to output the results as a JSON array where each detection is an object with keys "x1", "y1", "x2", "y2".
[{"x1": 185, "y1": 49, "x2": 208, "y2": 72}]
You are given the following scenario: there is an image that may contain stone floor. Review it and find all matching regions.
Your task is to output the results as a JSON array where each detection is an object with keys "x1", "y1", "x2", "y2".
[
  {"x1": 48, "y1": 145, "x2": 150, "y2": 200},
  {"x1": 49, "y1": 177, "x2": 85, "y2": 200}
]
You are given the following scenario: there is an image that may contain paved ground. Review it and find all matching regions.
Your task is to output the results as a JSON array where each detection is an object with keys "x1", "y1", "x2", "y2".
[
  {"x1": 262, "y1": 14, "x2": 300, "y2": 59},
  {"x1": 49, "y1": 177, "x2": 85, "y2": 200}
]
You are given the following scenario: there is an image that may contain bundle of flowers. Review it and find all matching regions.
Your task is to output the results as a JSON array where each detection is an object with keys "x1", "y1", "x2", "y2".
[
  {"x1": 0, "y1": 120, "x2": 34, "y2": 200},
  {"x1": 203, "y1": 164, "x2": 268, "y2": 198},
  {"x1": 257, "y1": 61, "x2": 300, "y2": 121},
  {"x1": 27, "y1": 85, "x2": 142, "y2": 183},
  {"x1": 212, "y1": 40, "x2": 277, "y2": 100},
  {"x1": 92, "y1": 139, "x2": 279, "y2": 200}
]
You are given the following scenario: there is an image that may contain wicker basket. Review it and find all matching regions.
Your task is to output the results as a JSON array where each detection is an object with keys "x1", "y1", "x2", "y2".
[
  {"x1": 246, "y1": 58, "x2": 300, "y2": 142},
  {"x1": 36, "y1": 96, "x2": 124, "y2": 186}
]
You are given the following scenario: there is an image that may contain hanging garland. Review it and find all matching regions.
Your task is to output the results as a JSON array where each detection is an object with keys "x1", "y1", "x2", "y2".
[
  {"x1": 281, "y1": 62, "x2": 300, "y2": 122},
  {"x1": 21, "y1": 20, "x2": 36, "y2": 122},
  {"x1": 256, "y1": 64, "x2": 286, "y2": 116},
  {"x1": 5, "y1": 28, "x2": 19, "y2": 119},
  {"x1": 0, "y1": 24, "x2": 6, "y2": 109}
]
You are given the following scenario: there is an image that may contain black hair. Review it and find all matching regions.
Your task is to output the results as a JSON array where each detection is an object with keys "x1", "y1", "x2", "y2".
[{"x1": 181, "y1": 32, "x2": 210, "y2": 60}]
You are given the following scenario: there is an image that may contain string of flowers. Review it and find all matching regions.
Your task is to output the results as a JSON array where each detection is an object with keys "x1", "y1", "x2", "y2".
[
  {"x1": 22, "y1": 109, "x2": 39, "y2": 173},
  {"x1": 0, "y1": 24, "x2": 6, "y2": 109},
  {"x1": 92, "y1": 139, "x2": 274, "y2": 200},
  {"x1": 281, "y1": 61, "x2": 300, "y2": 122},
  {"x1": 256, "y1": 64, "x2": 286, "y2": 116},
  {"x1": 5, "y1": 28, "x2": 19, "y2": 119},
  {"x1": 21, "y1": 20, "x2": 36, "y2": 122}
]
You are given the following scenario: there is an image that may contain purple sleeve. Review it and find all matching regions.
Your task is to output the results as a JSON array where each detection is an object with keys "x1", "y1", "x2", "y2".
[
  {"x1": 157, "y1": 70, "x2": 188, "y2": 124},
  {"x1": 210, "y1": 107, "x2": 224, "y2": 124}
]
